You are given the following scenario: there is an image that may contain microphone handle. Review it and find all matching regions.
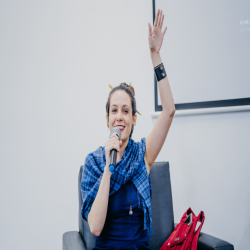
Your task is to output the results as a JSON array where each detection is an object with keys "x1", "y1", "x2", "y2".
[{"x1": 109, "y1": 148, "x2": 117, "y2": 170}]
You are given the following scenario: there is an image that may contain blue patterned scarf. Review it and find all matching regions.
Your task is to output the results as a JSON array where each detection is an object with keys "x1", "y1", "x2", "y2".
[{"x1": 81, "y1": 137, "x2": 153, "y2": 237}]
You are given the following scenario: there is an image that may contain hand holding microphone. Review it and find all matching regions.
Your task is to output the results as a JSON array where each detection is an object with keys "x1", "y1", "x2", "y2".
[{"x1": 104, "y1": 127, "x2": 122, "y2": 172}]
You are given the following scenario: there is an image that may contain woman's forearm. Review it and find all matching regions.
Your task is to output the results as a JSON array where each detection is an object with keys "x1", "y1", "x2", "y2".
[
  {"x1": 150, "y1": 51, "x2": 175, "y2": 115},
  {"x1": 88, "y1": 165, "x2": 111, "y2": 237}
]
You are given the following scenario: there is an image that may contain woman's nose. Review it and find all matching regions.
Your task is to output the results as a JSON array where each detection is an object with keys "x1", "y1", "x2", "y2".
[{"x1": 116, "y1": 110, "x2": 123, "y2": 120}]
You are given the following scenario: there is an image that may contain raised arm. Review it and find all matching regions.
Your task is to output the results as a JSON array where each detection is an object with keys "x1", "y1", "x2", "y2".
[{"x1": 145, "y1": 9, "x2": 175, "y2": 172}]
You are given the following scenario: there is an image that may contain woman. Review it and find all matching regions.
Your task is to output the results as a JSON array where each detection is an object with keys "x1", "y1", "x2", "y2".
[{"x1": 81, "y1": 9, "x2": 175, "y2": 250}]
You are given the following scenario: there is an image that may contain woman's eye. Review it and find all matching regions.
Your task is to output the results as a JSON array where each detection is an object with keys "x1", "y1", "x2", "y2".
[{"x1": 111, "y1": 109, "x2": 128, "y2": 113}]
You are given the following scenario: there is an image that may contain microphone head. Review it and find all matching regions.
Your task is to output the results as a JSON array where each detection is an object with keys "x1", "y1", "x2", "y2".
[{"x1": 110, "y1": 127, "x2": 121, "y2": 140}]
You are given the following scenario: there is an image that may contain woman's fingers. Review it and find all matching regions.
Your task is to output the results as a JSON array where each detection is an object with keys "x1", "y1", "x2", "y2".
[
  {"x1": 158, "y1": 10, "x2": 162, "y2": 28},
  {"x1": 153, "y1": 9, "x2": 166, "y2": 34},
  {"x1": 109, "y1": 136, "x2": 120, "y2": 151},
  {"x1": 163, "y1": 26, "x2": 167, "y2": 36},
  {"x1": 154, "y1": 9, "x2": 165, "y2": 32},
  {"x1": 110, "y1": 133, "x2": 118, "y2": 138},
  {"x1": 148, "y1": 23, "x2": 152, "y2": 36},
  {"x1": 155, "y1": 9, "x2": 167, "y2": 36},
  {"x1": 157, "y1": 9, "x2": 162, "y2": 28},
  {"x1": 105, "y1": 134, "x2": 121, "y2": 164},
  {"x1": 160, "y1": 13, "x2": 164, "y2": 30},
  {"x1": 154, "y1": 9, "x2": 160, "y2": 27}
]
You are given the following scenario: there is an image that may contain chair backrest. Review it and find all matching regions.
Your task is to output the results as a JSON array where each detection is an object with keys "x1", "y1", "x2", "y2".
[
  {"x1": 78, "y1": 162, "x2": 174, "y2": 250},
  {"x1": 78, "y1": 165, "x2": 95, "y2": 250}
]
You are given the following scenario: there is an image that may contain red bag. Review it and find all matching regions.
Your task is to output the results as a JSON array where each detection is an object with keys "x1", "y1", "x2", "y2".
[{"x1": 160, "y1": 208, "x2": 205, "y2": 250}]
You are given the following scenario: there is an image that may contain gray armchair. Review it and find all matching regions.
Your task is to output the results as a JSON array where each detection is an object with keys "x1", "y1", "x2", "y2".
[{"x1": 63, "y1": 162, "x2": 234, "y2": 250}]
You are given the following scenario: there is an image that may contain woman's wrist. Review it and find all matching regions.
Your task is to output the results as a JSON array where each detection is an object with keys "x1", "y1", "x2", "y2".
[
  {"x1": 104, "y1": 165, "x2": 112, "y2": 176},
  {"x1": 150, "y1": 51, "x2": 162, "y2": 68}
]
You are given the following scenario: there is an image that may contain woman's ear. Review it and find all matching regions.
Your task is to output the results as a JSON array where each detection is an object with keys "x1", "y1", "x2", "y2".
[
  {"x1": 133, "y1": 113, "x2": 137, "y2": 126},
  {"x1": 106, "y1": 113, "x2": 109, "y2": 128}
]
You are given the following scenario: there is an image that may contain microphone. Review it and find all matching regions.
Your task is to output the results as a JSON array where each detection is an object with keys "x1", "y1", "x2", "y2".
[{"x1": 109, "y1": 127, "x2": 121, "y2": 172}]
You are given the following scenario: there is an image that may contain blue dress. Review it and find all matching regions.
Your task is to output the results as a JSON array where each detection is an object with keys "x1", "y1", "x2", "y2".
[{"x1": 93, "y1": 180, "x2": 150, "y2": 250}]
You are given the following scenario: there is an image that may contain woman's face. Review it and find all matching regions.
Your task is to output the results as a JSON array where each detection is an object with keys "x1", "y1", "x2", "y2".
[{"x1": 106, "y1": 90, "x2": 137, "y2": 142}]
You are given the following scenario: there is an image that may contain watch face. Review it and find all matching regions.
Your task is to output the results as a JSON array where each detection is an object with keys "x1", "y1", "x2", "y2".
[{"x1": 109, "y1": 165, "x2": 115, "y2": 172}]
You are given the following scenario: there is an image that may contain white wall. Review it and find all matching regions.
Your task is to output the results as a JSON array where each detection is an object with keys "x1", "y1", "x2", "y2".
[
  {"x1": 0, "y1": 1, "x2": 249, "y2": 250},
  {"x1": 154, "y1": 111, "x2": 250, "y2": 249}
]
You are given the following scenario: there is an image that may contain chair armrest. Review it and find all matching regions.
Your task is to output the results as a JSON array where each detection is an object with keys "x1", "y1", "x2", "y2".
[
  {"x1": 174, "y1": 223, "x2": 234, "y2": 250},
  {"x1": 62, "y1": 231, "x2": 86, "y2": 250},
  {"x1": 197, "y1": 232, "x2": 234, "y2": 250}
]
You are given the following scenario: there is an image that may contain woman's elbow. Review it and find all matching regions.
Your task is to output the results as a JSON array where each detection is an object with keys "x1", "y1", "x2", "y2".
[
  {"x1": 90, "y1": 227, "x2": 101, "y2": 237},
  {"x1": 170, "y1": 108, "x2": 175, "y2": 117},
  {"x1": 163, "y1": 107, "x2": 175, "y2": 117},
  {"x1": 89, "y1": 220, "x2": 102, "y2": 237},
  {"x1": 88, "y1": 210, "x2": 104, "y2": 237}
]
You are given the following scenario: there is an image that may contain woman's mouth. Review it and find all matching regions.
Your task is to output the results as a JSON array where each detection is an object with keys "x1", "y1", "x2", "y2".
[{"x1": 116, "y1": 126, "x2": 125, "y2": 132}]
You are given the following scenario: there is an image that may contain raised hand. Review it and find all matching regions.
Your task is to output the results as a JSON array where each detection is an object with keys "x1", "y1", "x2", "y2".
[{"x1": 148, "y1": 9, "x2": 167, "y2": 53}]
